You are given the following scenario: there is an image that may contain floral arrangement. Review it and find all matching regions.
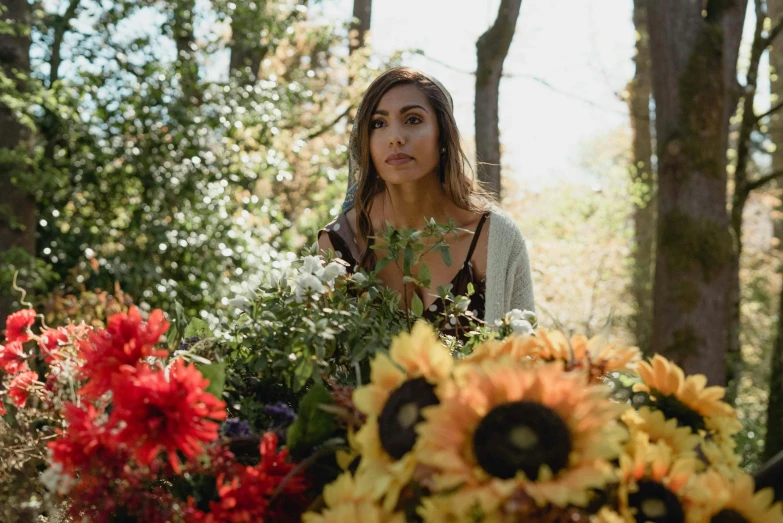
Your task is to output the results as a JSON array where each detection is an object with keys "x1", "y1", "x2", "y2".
[{"x1": 1, "y1": 252, "x2": 782, "y2": 522}]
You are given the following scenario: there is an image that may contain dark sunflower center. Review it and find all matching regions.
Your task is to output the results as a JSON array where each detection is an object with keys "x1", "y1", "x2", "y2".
[
  {"x1": 628, "y1": 479, "x2": 684, "y2": 523},
  {"x1": 472, "y1": 400, "x2": 572, "y2": 480},
  {"x1": 652, "y1": 393, "x2": 706, "y2": 433},
  {"x1": 711, "y1": 509, "x2": 749, "y2": 523},
  {"x1": 378, "y1": 377, "x2": 439, "y2": 460}
]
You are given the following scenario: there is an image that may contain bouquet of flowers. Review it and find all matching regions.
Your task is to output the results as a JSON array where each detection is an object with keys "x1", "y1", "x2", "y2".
[{"x1": 2, "y1": 249, "x2": 782, "y2": 522}]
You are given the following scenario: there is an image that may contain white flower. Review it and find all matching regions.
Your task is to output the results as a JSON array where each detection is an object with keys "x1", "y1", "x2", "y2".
[
  {"x1": 454, "y1": 295, "x2": 471, "y2": 313},
  {"x1": 40, "y1": 463, "x2": 76, "y2": 495},
  {"x1": 227, "y1": 295, "x2": 253, "y2": 313},
  {"x1": 294, "y1": 272, "x2": 325, "y2": 302},
  {"x1": 509, "y1": 318, "x2": 534, "y2": 336},
  {"x1": 321, "y1": 261, "x2": 347, "y2": 284},
  {"x1": 301, "y1": 255, "x2": 325, "y2": 277},
  {"x1": 352, "y1": 272, "x2": 368, "y2": 284},
  {"x1": 504, "y1": 308, "x2": 536, "y2": 325}
]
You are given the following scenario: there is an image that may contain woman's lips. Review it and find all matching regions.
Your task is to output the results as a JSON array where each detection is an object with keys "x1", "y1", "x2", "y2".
[{"x1": 385, "y1": 153, "x2": 413, "y2": 166}]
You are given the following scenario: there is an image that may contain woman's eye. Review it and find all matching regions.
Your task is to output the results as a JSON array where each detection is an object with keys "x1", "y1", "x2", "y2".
[
  {"x1": 371, "y1": 120, "x2": 385, "y2": 129},
  {"x1": 406, "y1": 115, "x2": 422, "y2": 124}
]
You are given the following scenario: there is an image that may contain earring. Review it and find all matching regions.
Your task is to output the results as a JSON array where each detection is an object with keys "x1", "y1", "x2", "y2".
[{"x1": 441, "y1": 147, "x2": 446, "y2": 154}]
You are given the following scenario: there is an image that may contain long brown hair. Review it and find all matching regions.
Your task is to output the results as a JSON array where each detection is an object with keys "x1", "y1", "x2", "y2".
[{"x1": 349, "y1": 67, "x2": 491, "y2": 269}]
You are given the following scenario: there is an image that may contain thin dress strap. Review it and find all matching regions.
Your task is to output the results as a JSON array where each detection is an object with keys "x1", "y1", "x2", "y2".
[{"x1": 463, "y1": 212, "x2": 490, "y2": 264}]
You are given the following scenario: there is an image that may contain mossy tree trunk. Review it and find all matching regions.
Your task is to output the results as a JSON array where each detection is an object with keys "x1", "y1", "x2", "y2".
[
  {"x1": 766, "y1": 0, "x2": 783, "y2": 463},
  {"x1": 348, "y1": 0, "x2": 372, "y2": 54},
  {"x1": 647, "y1": 1, "x2": 747, "y2": 385},
  {"x1": 628, "y1": 0, "x2": 656, "y2": 355},
  {"x1": 0, "y1": 0, "x2": 34, "y2": 321},
  {"x1": 475, "y1": 0, "x2": 523, "y2": 201}
]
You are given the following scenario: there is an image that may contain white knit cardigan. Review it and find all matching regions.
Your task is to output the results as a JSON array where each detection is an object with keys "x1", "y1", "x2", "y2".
[
  {"x1": 318, "y1": 206, "x2": 535, "y2": 324},
  {"x1": 484, "y1": 206, "x2": 535, "y2": 325}
]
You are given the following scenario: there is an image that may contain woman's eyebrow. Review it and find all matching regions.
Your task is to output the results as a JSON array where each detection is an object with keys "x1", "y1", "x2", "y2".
[{"x1": 372, "y1": 104, "x2": 429, "y2": 116}]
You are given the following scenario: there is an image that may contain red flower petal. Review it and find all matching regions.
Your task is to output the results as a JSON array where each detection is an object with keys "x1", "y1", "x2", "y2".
[
  {"x1": 0, "y1": 341, "x2": 28, "y2": 375},
  {"x1": 8, "y1": 371, "x2": 38, "y2": 406},
  {"x1": 109, "y1": 359, "x2": 226, "y2": 469},
  {"x1": 4, "y1": 309, "x2": 36, "y2": 343},
  {"x1": 77, "y1": 306, "x2": 170, "y2": 399}
]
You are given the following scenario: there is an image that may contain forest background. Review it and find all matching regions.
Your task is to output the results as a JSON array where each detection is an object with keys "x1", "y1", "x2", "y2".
[{"x1": 2, "y1": 0, "x2": 783, "y2": 471}]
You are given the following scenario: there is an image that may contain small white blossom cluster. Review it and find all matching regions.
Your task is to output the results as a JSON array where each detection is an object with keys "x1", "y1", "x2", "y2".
[
  {"x1": 293, "y1": 255, "x2": 347, "y2": 302},
  {"x1": 40, "y1": 460, "x2": 76, "y2": 496},
  {"x1": 501, "y1": 309, "x2": 537, "y2": 336}
]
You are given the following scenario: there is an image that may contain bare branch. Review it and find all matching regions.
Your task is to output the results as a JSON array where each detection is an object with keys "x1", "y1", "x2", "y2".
[
  {"x1": 757, "y1": 100, "x2": 783, "y2": 123},
  {"x1": 747, "y1": 170, "x2": 783, "y2": 192},
  {"x1": 304, "y1": 104, "x2": 355, "y2": 140},
  {"x1": 763, "y1": 13, "x2": 783, "y2": 48}
]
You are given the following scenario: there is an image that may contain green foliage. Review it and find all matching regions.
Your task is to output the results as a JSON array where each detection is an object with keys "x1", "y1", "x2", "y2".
[
  {"x1": 1, "y1": 0, "x2": 391, "y2": 328},
  {"x1": 286, "y1": 383, "x2": 338, "y2": 457}
]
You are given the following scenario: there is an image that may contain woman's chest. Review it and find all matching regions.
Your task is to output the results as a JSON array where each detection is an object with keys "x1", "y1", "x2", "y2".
[{"x1": 373, "y1": 234, "x2": 486, "y2": 310}]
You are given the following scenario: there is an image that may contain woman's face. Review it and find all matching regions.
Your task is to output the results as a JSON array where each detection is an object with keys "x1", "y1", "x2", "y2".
[{"x1": 369, "y1": 83, "x2": 440, "y2": 186}]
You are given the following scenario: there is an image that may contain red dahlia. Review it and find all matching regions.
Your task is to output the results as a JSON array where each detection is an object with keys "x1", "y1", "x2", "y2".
[
  {"x1": 4, "y1": 308, "x2": 36, "y2": 343},
  {"x1": 109, "y1": 359, "x2": 226, "y2": 473},
  {"x1": 185, "y1": 433, "x2": 308, "y2": 523},
  {"x1": 0, "y1": 341, "x2": 28, "y2": 375},
  {"x1": 78, "y1": 306, "x2": 169, "y2": 399},
  {"x1": 48, "y1": 402, "x2": 121, "y2": 477}
]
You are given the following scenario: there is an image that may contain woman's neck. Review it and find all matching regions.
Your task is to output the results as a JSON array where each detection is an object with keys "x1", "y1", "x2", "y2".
[{"x1": 375, "y1": 174, "x2": 456, "y2": 230}]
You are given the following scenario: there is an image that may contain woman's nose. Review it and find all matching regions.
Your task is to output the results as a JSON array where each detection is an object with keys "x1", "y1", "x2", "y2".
[{"x1": 388, "y1": 123, "x2": 405, "y2": 146}]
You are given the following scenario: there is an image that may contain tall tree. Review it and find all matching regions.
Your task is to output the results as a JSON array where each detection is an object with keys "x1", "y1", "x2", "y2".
[
  {"x1": 766, "y1": 0, "x2": 783, "y2": 462},
  {"x1": 475, "y1": 0, "x2": 523, "y2": 200},
  {"x1": 726, "y1": 0, "x2": 783, "y2": 404},
  {"x1": 647, "y1": 0, "x2": 747, "y2": 385},
  {"x1": 627, "y1": 0, "x2": 655, "y2": 354},
  {"x1": 348, "y1": 0, "x2": 371, "y2": 54},
  {"x1": 0, "y1": 0, "x2": 34, "y2": 320}
]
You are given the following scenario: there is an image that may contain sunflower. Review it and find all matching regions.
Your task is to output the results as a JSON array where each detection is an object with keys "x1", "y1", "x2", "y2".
[
  {"x1": 302, "y1": 471, "x2": 406, "y2": 523},
  {"x1": 415, "y1": 359, "x2": 627, "y2": 520},
  {"x1": 534, "y1": 330, "x2": 641, "y2": 380},
  {"x1": 634, "y1": 355, "x2": 741, "y2": 438},
  {"x1": 623, "y1": 407, "x2": 701, "y2": 459},
  {"x1": 462, "y1": 335, "x2": 542, "y2": 366},
  {"x1": 619, "y1": 432, "x2": 701, "y2": 523},
  {"x1": 686, "y1": 471, "x2": 783, "y2": 523},
  {"x1": 351, "y1": 321, "x2": 453, "y2": 510}
]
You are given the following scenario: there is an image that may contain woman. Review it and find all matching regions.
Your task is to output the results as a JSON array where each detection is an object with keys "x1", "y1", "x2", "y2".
[{"x1": 318, "y1": 67, "x2": 534, "y2": 333}]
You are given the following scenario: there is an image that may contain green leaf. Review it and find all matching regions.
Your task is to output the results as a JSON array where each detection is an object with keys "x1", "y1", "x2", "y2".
[
  {"x1": 418, "y1": 263, "x2": 431, "y2": 288},
  {"x1": 286, "y1": 383, "x2": 338, "y2": 455},
  {"x1": 403, "y1": 245, "x2": 414, "y2": 275},
  {"x1": 184, "y1": 318, "x2": 212, "y2": 340},
  {"x1": 467, "y1": 282, "x2": 475, "y2": 296},
  {"x1": 293, "y1": 356, "x2": 314, "y2": 392},
  {"x1": 197, "y1": 362, "x2": 226, "y2": 399},
  {"x1": 440, "y1": 245, "x2": 452, "y2": 267},
  {"x1": 411, "y1": 294, "x2": 424, "y2": 318}
]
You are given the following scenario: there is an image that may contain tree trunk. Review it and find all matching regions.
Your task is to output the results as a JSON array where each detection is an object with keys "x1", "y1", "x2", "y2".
[
  {"x1": 725, "y1": 0, "x2": 773, "y2": 405},
  {"x1": 628, "y1": 0, "x2": 656, "y2": 355},
  {"x1": 475, "y1": 0, "x2": 523, "y2": 201},
  {"x1": 766, "y1": 0, "x2": 783, "y2": 463},
  {"x1": 229, "y1": 2, "x2": 270, "y2": 82},
  {"x1": 171, "y1": 0, "x2": 200, "y2": 104},
  {"x1": 0, "y1": 0, "x2": 35, "y2": 320},
  {"x1": 647, "y1": 1, "x2": 747, "y2": 385},
  {"x1": 348, "y1": 0, "x2": 372, "y2": 54}
]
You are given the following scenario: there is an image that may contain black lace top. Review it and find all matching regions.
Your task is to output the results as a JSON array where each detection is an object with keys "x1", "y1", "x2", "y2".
[{"x1": 318, "y1": 212, "x2": 490, "y2": 337}]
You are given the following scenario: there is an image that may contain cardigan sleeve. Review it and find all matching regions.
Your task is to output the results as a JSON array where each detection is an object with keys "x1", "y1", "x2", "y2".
[{"x1": 509, "y1": 235, "x2": 535, "y2": 314}]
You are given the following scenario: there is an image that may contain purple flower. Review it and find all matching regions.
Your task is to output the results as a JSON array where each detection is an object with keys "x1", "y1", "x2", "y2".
[
  {"x1": 263, "y1": 402, "x2": 297, "y2": 425},
  {"x1": 222, "y1": 417, "x2": 252, "y2": 438},
  {"x1": 178, "y1": 336, "x2": 201, "y2": 351}
]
